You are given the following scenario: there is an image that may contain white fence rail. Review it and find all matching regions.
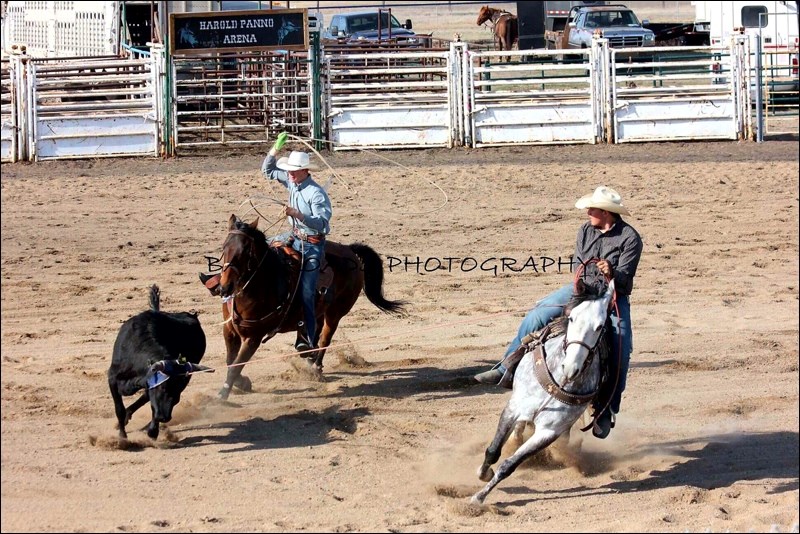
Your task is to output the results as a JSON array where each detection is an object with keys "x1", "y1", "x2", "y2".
[
  {"x1": 609, "y1": 40, "x2": 750, "y2": 143},
  {"x1": 27, "y1": 56, "x2": 159, "y2": 160},
  {"x1": 1, "y1": 59, "x2": 17, "y2": 162}
]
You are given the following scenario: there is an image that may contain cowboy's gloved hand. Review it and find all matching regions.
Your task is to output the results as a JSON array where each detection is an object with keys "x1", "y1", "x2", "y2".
[{"x1": 271, "y1": 132, "x2": 288, "y2": 153}]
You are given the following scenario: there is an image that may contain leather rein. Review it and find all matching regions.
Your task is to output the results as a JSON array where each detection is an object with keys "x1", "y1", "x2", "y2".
[{"x1": 532, "y1": 322, "x2": 607, "y2": 407}]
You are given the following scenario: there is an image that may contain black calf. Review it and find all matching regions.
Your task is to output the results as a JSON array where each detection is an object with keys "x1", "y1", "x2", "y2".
[{"x1": 108, "y1": 285, "x2": 211, "y2": 439}]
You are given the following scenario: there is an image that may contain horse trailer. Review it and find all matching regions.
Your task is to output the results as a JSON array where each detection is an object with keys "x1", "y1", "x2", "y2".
[{"x1": 693, "y1": 1, "x2": 799, "y2": 50}]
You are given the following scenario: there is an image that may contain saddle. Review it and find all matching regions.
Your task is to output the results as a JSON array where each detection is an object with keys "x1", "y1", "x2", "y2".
[
  {"x1": 270, "y1": 238, "x2": 335, "y2": 301},
  {"x1": 496, "y1": 318, "x2": 613, "y2": 409},
  {"x1": 496, "y1": 323, "x2": 559, "y2": 390}
]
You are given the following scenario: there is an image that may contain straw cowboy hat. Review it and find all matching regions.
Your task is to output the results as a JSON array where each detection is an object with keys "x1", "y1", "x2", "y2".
[
  {"x1": 277, "y1": 150, "x2": 315, "y2": 171},
  {"x1": 575, "y1": 186, "x2": 630, "y2": 216}
]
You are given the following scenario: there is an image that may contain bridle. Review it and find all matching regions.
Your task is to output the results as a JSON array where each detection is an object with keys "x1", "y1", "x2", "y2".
[
  {"x1": 479, "y1": 7, "x2": 510, "y2": 27},
  {"x1": 561, "y1": 319, "x2": 607, "y2": 378},
  {"x1": 532, "y1": 258, "x2": 615, "y2": 407},
  {"x1": 222, "y1": 230, "x2": 270, "y2": 299},
  {"x1": 221, "y1": 229, "x2": 299, "y2": 343}
]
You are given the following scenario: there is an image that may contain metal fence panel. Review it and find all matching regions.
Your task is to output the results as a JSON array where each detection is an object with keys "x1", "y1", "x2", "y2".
[
  {"x1": 28, "y1": 56, "x2": 159, "y2": 160},
  {"x1": 172, "y1": 51, "x2": 312, "y2": 150},
  {"x1": 467, "y1": 48, "x2": 599, "y2": 147},
  {"x1": 325, "y1": 49, "x2": 453, "y2": 150},
  {"x1": 1, "y1": 58, "x2": 16, "y2": 162},
  {"x1": 610, "y1": 43, "x2": 746, "y2": 143}
]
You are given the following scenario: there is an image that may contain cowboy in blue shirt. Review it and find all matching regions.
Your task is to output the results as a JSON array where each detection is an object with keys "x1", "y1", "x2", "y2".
[
  {"x1": 262, "y1": 133, "x2": 332, "y2": 358},
  {"x1": 197, "y1": 135, "x2": 332, "y2": 363}
]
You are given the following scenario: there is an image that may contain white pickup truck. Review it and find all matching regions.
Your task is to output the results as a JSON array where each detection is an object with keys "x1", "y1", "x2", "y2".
[{"x1": 546, "y1": 4, "x2": 655, "y2": 50}]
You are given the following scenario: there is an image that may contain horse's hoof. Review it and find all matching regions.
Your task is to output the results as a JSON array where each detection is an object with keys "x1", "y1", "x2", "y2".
[
  {"x1": 290, "y1": 357, "x2": 324, "y2": 381},
  {"x1": 234, "y1": 375, "x2": 252, "y2": 392},
  {"x1": 218, "y1": 386, "x2": 231, "y2": 400},
  {"x1": 477, "y1": 466, "x2": 494, "y2": 483},
  {"x1": 470, "y1": 494, "x2": 485, "y2": 505}
]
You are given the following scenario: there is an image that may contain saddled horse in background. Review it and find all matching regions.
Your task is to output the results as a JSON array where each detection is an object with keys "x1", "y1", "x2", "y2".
[
  {"x1": 471, "y1": 277, "x2": 615, "y2": 504},
  {"x1": 476, "y1": 5, "x2": 518, "y2": 61},
  {"x1": 216, "y1": 215, "x2": 406, "y2": 400}
]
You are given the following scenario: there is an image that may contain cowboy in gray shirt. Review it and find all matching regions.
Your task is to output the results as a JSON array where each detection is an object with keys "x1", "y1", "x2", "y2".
[
  {"x1": 474, "y1": 186, "x2": 643, "y2": 439},
  {"x1": 574, "y1": 215, "x2": 642, "y2": 297}
]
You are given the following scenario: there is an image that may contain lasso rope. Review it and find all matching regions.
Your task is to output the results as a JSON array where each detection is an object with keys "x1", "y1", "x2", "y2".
[
  {"x1": 285, "y1": 134, "x2": 450, "y2": 216},
  {"x1": 191, "y1": 305, "x2": 536, "y2": 375}
]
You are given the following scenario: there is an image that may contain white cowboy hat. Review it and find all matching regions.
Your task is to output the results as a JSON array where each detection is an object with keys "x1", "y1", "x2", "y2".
[
  {"x1": 575, "y1": 186, "x2": 630, "y2": 215},
  {"x1": 277, "y1": 151, "x2": 312, "y2": 171}
]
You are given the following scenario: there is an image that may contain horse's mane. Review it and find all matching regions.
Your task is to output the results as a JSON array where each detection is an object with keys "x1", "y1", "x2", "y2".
[
  {"x1": 478, "y1": 5, "x2": 511, "y2": 25},
  {"x1": 233, "y1": 219, "x2": 267, "y2": 243},
  {"x1": 548, "y1": 276, "x2": 609, "y2": 336}
]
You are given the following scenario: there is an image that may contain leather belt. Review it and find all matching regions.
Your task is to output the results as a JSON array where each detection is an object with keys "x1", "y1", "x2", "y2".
[{"x1": 293, "y1": 229, "x2": 325, "y2": 245}]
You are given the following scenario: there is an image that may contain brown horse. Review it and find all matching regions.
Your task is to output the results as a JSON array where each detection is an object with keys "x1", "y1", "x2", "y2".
[
  {"x1": 476, "y1": 5, "x2": 519, "y2": 60},
  {"x1": 216, "y1": 215, "x2": 405, "y2": 399}
]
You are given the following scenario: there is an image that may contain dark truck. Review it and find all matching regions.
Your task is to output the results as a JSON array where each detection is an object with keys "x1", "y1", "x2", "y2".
[{"x1": 321, "y1": 9, "x2": 417, "y2": 44}]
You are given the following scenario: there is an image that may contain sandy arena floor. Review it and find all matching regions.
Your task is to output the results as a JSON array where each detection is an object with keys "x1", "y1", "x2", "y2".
[{"x1": 1, "y1": 140, "x2": 798, "y2": 532}]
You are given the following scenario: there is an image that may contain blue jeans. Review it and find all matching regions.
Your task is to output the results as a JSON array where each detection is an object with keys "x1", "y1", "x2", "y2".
[
  {"x1": 499, "y1": 283, "x2": 633, "y2": 414},
  {"x1": 271, "y1": 233, "x2": 324, "y2": 346}
]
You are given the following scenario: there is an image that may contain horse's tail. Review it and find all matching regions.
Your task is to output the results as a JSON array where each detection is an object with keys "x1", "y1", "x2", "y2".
[
  {"x1": 148, "y1": 284, "x2": 161, "y2": 312},
  {"x1": 349, "y1": 243, "x2": 407, "y2": 315},
  {"x1": 511, "y1": 17, "x2": 519, "y2": 46}
]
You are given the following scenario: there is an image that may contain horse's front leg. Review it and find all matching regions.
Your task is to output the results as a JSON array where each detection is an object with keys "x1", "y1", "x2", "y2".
[
  {"x1": 472, "y1": 427, "x2": 560, "y2": 505},
  {"x1": 221, "y1": 322, "x2": 250, "y2": 394},
  {"x1": 311, "y1": 315, "x2": 341, "y2": 369},
  {"x1": 220, "y1": 333, "x2": 259, "y2": 400},
  {"x1": 477, "y1": 405, "x2": 517, "y2": 483}
]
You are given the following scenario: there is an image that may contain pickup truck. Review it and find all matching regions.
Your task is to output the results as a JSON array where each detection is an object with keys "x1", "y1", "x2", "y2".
[
  {"x1": 545, "y1": 4, "x2": 655, "y2": 49},
  {"x1": 321, "y1": 10, "x2": 417, "y2": 44}
]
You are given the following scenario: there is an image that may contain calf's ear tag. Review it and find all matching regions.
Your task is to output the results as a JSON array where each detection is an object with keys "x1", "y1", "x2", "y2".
[{"x1": 147, "y1": 371, "x2": 170, "y2": 390}]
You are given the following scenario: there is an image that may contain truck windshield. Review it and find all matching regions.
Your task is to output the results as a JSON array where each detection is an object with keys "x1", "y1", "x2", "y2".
[
  {"x1": 348, "y1": 13, "x2": 403, "y2": 32},
  {"x1": 584, "y1": 10, "x2": 640, "y2": 28}
]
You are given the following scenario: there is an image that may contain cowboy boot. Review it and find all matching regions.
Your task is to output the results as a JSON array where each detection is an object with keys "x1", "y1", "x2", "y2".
[{"x1": 593, "y1": 408, "x2": 616, "y2": 439}]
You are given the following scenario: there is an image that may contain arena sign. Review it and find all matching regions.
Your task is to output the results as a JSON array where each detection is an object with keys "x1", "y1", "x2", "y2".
[{"x1": 169, "y1": 8, "x2": 308, "y2": 55}]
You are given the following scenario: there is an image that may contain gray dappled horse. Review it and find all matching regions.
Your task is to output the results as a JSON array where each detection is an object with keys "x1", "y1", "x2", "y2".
[{"x1": 472, "y1": 279, "x2": 615, "y2": 504}]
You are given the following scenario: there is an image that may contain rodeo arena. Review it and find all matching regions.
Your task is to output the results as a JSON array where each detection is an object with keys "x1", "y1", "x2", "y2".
[{"x1": 1, "y1": 0, "x2": 799, "y2": 532}]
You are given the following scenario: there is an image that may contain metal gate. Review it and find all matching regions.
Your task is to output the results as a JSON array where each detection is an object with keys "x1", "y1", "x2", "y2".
[
  {"x1": 608, "y1": 38, "x2": 750, "y2": 143},
  {"x1": 465, "y1": 46, "x2": 602, "y2": 147},
  {"x1": 324, "y1": 46, "x2": 457, "y2": 150},
  {"x1": 754, "y1": 36, "x2": 800, "y2": 138},
  {"x1": 1, "y1": 58, "x2": 18, "y2": 162},
  {"x1": 171, "y1": 51, "x2": 313, "y2": 151},
  {"x1": 27, "y1": 55, "x2": 160, "y2": 160}
]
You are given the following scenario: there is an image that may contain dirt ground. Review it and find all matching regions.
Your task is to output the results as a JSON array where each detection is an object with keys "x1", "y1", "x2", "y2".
[{"x1": 1, "y1": 140, "x2": 798, "y2": 533}]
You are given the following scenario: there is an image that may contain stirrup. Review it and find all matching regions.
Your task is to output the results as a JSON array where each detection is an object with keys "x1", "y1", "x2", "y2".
[{"x1": 592, "y1": 409, "x2": 616, "y2": 439}]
